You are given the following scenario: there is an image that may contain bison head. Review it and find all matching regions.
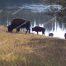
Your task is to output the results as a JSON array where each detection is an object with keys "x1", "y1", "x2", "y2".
[{"x1": 8, "y1": 25, "x2": 13, "y2": 32}]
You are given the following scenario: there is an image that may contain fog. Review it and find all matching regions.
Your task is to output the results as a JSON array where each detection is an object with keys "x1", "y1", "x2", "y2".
[{"x1": 13, "y1": 4, "x2": 62, "y2": 14}]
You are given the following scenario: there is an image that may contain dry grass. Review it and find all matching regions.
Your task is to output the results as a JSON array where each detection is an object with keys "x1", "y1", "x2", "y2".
[{"x1": 0, "y1": 25, "x2": 66, "y2": 66}]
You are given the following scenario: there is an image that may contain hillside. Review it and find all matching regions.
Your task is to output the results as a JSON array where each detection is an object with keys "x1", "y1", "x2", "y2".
[{"x1": 0, "y1": 25, "x2": 66, "y2": 66}]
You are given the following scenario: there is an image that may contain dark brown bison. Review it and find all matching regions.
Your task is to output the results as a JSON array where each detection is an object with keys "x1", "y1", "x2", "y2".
[
  {"x1": 8, "y1": 18, "x2": 30, "y2": 33},
  {"x1": 32, "y1": 26, "x2": 45, "y2": 34},
  {"x1": 64, "y1": 33, "x2": 66, "y2": 39},
  {"x1": 49, "y1": 33, "x2": 54, "y2": 37}
]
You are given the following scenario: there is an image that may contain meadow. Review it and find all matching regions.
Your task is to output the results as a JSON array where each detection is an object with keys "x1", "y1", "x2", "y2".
[{"x1": 0, "y1": 25, "x2": 66, "y2": 66}]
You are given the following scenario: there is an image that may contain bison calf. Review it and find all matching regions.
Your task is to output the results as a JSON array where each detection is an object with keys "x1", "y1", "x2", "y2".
[
  {"x1": 32, "y1": 26, "x2": 45, "y2": 34},
  {"x1": 49, "y1": 33, "x2": 54, "y2": 37}
]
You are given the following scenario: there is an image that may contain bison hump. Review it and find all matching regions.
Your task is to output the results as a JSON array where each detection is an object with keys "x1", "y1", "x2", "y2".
[{"x1": 11, "y1": 19, "x2": 25, "y2": 24}]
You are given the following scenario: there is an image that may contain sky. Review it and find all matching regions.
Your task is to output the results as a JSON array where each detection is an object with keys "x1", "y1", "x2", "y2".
[{"x1": 0, "y1": 0, "x2": 41, "y2": 8}]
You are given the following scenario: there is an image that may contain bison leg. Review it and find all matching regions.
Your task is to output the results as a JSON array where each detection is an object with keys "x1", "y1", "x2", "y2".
[
  {"x1": 28, "y1": 29, "x2": 30, "y2": 33},
  {"x1": 42, "y1": 30, "x2": 45, "y2": 34},
  {"x1": 16, "y1": 28, "x2": 20, "y2": 32},
  {"x1": 37, "y1": 31, "x2": 38, "y2": 34},
  {"x1": 26, "y1": 28, "x2": 30, "y2": 34}
]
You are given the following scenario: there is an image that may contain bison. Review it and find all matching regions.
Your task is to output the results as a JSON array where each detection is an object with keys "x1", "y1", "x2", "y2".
[
  {"x1": 49, "y1": 33, "x2": 54, "y2": 37},
  {"x1": 32, "y1": 26, "x2": 45, "y2": 34},
  {"x1": 64, "y1": 33, "x2": 66, "y2": 39},
  {"x1": 8, "y1": 18, "x2": 30, "y2": 33}
]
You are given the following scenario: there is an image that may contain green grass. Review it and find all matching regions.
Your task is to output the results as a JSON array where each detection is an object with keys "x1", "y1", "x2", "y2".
[{"x1": 0, "y1": 25, "x2": 66, "y2": 66}]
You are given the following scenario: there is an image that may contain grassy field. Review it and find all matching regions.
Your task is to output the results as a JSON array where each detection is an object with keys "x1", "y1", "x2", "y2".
[{"x1": 0, "y1": 25, "x2": 66, "y2": 66}]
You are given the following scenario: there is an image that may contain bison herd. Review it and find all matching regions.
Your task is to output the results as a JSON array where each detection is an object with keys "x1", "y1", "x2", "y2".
[
  {"x1": 8, "y1": 18, "x2": 45, "y2": 34},
  {"x1": 7, "y1": 18, "x2": 66, "y2": 39}
]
